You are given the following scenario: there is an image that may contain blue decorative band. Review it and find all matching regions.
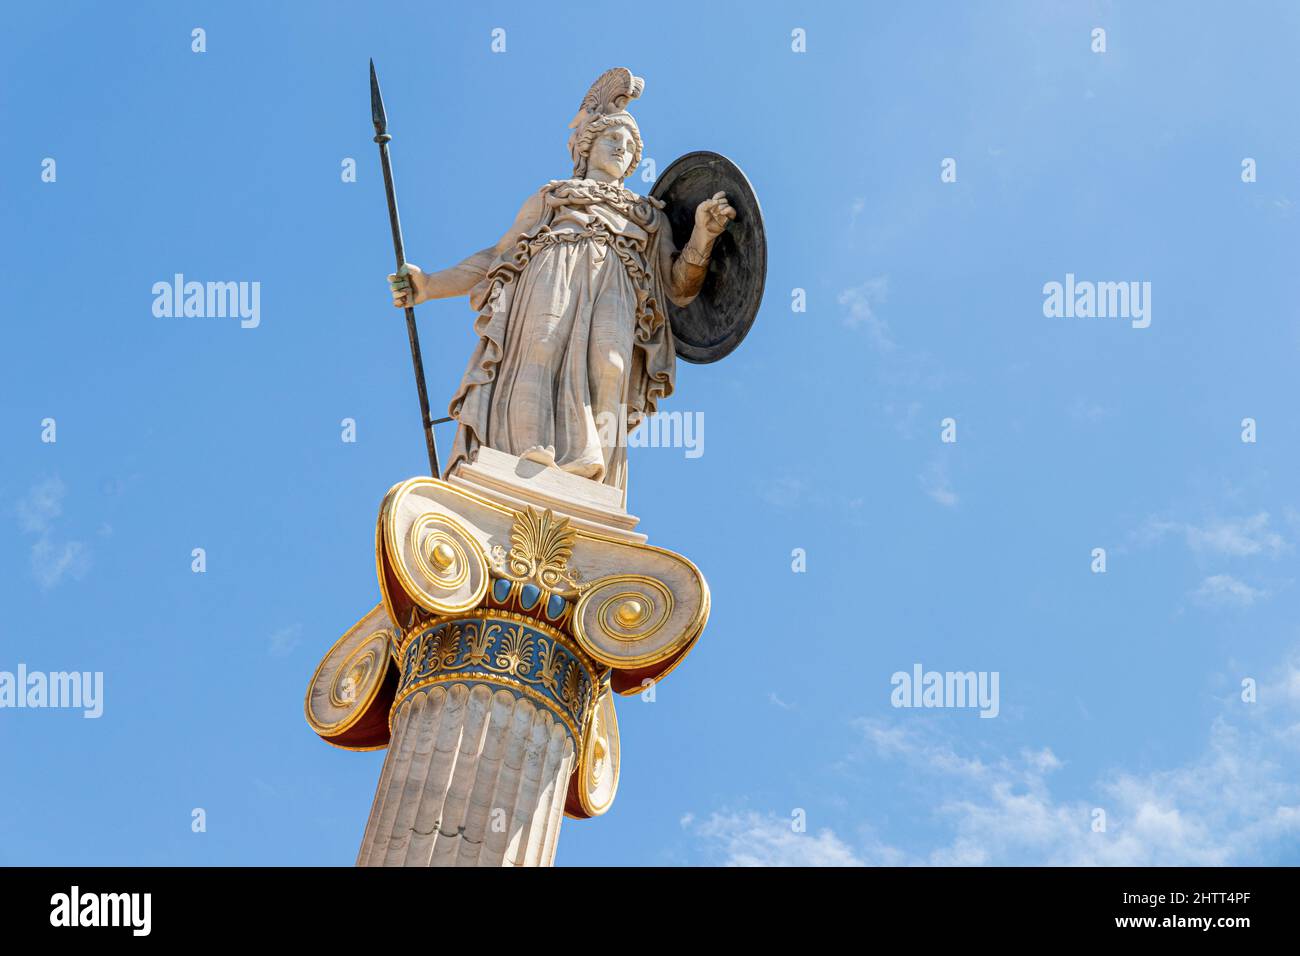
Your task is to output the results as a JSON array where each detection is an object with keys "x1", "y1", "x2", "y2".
[{"x1": 393, "y1": 610, "x2": 595, "y2": 741}]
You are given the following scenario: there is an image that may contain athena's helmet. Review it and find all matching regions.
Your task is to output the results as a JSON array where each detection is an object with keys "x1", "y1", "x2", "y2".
[{"x1": 568, "y1": 67, "x2": 645, "y2": 181}]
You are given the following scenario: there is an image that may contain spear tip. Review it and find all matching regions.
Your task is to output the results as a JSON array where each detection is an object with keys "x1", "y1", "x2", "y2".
[{"x1": 369, "y1": 58, "x2": 387, "y2": 135}]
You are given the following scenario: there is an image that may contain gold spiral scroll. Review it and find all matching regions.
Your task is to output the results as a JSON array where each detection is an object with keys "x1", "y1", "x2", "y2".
[
  {"x1": 568, "y1": 675, "x2": 620, "y2": 818},
  {"x1": 304, "y1": 603, "x2": 398, "y2": 751},
  {"x1": 383, "y1": 484, "x2": 489, "y2": 616},
  {"x1": 573, "y1": 574, "x2": 688, "y2": 669}
]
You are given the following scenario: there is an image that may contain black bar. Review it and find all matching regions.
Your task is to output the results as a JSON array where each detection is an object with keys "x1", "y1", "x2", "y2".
[{"x1": 0, "y1": 866, "x2": 1286, "y2": 942}]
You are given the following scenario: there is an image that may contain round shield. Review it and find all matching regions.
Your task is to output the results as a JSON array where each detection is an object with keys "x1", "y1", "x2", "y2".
[{"x1": 650, "y1": 151, "x2": 766, "y2": 364}]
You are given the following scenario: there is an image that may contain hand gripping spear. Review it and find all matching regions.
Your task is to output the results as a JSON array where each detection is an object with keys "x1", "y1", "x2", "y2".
[{"x1": 370, "y1": 59, "x2": 440, "y2": 477}]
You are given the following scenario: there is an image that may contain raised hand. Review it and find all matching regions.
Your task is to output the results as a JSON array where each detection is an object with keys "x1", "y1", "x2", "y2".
[{"x1": 694, "y1": 191, "x2": 736, "y2": 239}]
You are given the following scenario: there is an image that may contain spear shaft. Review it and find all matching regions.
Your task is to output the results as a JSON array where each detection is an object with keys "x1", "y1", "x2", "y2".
[{"x1": 370, "y1": 59, "x2": 440, "y2": 477}]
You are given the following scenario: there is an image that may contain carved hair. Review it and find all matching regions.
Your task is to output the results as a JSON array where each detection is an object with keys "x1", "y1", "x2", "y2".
[{"x1": 571, "y1": 112, "x2": 643, "y2": 181}]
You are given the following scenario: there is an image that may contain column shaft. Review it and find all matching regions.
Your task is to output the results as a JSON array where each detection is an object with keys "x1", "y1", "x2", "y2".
[{"x1": 356, "y1": 681, "x2": 574, "y2": 867}]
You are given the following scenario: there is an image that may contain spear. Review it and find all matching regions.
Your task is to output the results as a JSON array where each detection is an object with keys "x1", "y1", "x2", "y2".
[{"x1": 370, "y1": 58, "x2": 440, "y2": 477}]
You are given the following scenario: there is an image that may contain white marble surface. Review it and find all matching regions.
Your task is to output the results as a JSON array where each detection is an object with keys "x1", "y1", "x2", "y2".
[{"x1": 356, "y1": 683, "x2": 574, "y2": 867}]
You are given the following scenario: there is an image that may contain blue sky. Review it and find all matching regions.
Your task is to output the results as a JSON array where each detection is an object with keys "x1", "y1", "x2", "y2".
[{"x1": 3, "y1": 1, "x2": 1299, "y2": 866}]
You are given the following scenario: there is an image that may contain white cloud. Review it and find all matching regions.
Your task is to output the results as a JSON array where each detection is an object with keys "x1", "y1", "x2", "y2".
[
  {"x1": 17, "y1": 477, "x2": 66, "y2": 534},
  {"x1": 838, "y1": 277, "x2": 893, "y2": 351},
  {"x1": 690, "y1": 653, "x2": 1300, "y2": 866},
  {"x1": 1068, "y1": 397, "x2": 1112, "y2": 423},
  {"x1": 920, "y1": 458, "x2": 958, "y2": 508},
  {"x1": 30, "y1": 538, "x2": 90, "y2": 591},
  {"x1": 755, "y1": 476, "x2": 808, "y2": 509},
  {"x1": 684, "y1": 810, "x2": 869, "y2": 867},
  {"x1": 1193, "y1": 574, "x2": 1266, "y2": 608},
  {"x1": 269, "y1": 624, "x2": 303, "y2": 658},
  {"x1": 848, "y1": 196, "x2": 866, "y2": 228},
  {"x1": 15, "y1": 477, "x2": 90, "y2": 591},
  {"x1": 1139, "y1": 513, "x2": 1286, "y2": 559},
  {"x1": 869, "y1": 658, "x2": 1300, "y2": 864},
  {"x1": 883, "y1": 400, "x2": 923, "y2": 439},
  {"x1": 1187, "y1": 514, "x2": 1286, "y2": 558}
]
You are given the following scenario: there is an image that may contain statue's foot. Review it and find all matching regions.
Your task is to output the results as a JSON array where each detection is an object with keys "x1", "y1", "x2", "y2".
[
  {"x1": 560, "y1": 457, "x2": 605, "y2": 480},
  {"x1": 520, "y1": 444, "x2": 558, "y2": 468}
]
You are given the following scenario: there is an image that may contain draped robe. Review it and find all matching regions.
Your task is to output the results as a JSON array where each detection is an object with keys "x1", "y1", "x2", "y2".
[{"x1": 446, "y1": 179, "x2": 680, "y2": 495}]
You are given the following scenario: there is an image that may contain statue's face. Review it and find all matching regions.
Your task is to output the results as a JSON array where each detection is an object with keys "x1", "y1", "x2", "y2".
[{"x1": 587, "y1": 124, "x2": 636, "y2": 181}]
